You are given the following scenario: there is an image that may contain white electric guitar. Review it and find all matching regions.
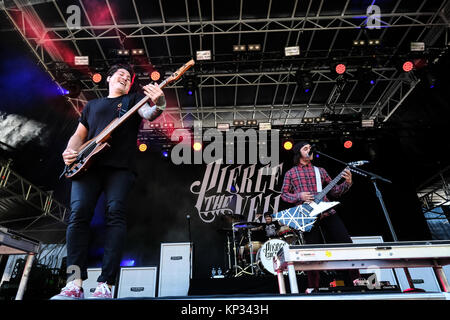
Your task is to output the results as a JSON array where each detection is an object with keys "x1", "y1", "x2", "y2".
[{"x1": 273, "y1": 161, "x2": 366, "y2": 232}]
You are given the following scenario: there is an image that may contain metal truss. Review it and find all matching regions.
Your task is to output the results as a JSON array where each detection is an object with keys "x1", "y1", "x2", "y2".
[
  {"x1": 0, "y1": 161, "x2": 69, "y2": 233},
  {"x1": 417, "y1": 165, "x2": 450, "y2": 224},
  {"x1": 32, "y1": 12, "x2": 447, "y2": 42}
]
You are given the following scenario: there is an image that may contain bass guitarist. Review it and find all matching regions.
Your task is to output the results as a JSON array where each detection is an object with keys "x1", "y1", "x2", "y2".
[
  {"x1": 280, "y1": 141, "x2": 360, "y2": 293},
  {"x1": 52, "y1": 64, "x2": 165, "y2": 299}
]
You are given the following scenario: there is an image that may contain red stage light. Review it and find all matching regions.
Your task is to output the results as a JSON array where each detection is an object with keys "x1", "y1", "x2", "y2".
[
  {"x1": 344, "y1": 140, "x2": 353, "y2": 149},
  {"x1": 402, "y1": 61, "x2": 414, "y2": 72},
  {"x1": 335, "y1": 63, "x2": 346, "y2": 74},
  {"x1": 92, "y1": 73, "x2": 102, "y2": 83},
  {"x1": 150, "y1": 71, "x2": 160, "y2": 81}
]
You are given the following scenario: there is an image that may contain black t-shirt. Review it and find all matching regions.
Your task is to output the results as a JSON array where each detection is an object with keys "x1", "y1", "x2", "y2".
[{"x1": 79, "y1": 92, "x2": 145, "y2": 171}]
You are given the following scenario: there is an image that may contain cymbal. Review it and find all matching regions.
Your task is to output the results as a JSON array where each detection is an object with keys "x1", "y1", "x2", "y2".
[{"x1": 233, "y1": 221, "x2": 265, "y2": 229}]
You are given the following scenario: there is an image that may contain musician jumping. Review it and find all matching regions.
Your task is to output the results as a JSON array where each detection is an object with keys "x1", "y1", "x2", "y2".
[
  {"x1": 51, "y1": 64, "x2": 165, "y2": 300},
  {"x1": 280, "y1": 141, "x2": 360, "y2": 293}
]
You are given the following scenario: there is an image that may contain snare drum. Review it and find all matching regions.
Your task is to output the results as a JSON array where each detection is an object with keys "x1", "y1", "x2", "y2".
[{"x1": 256, "y1": 239, "x2": 289, "y2": 275}]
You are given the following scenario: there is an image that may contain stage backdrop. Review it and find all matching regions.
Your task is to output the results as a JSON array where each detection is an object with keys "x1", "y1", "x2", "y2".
[{"x1": 87, "y1": 132, "x2": 431, "y2": 279}]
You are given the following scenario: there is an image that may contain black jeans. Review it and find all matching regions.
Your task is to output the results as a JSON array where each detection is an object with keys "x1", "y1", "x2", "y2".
[
  {"x1": 303, "y1": 213, "x2": 360, "y2": 289},
  {"x1": 66, "y1": 166, "x2": 136, "y2": 284}
]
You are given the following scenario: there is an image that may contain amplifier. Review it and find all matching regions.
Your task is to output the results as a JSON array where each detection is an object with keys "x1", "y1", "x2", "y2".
[{"x1": 117, "y1": 266, "x2": 157, "y2": 298}]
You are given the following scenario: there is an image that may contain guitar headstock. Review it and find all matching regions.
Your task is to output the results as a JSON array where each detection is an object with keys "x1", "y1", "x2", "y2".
[{"x1": 165, "y1": 59, "x2": 195, "y2": 85}]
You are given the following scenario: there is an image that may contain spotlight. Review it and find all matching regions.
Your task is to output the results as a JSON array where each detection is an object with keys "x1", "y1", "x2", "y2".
[
  {"x1": 402, "y1": 61, "x2": 414, "y2": 72},
  {"x1": 131, "y1": 49, "x2": 145, "y2": 55},
  {"x1": 150, "y1": 70, "x2": 160, "y2": 81},
  {"x1": 295, "y1": 70, "x2": 312, "y2": 92},
  {"x1": 92, "y1": 73, "x2": 102, "y2": 83},
  {"x1": 138, "y1": 143, "x2": 148, "y2": 152},
  {"x1": 248, "y1": 44, "x2": 261, "y2": 51},
  {"x1": 184, "y1": 75, "x2": 198, "y2": 96},
  {"x1": 193, "y1": 142, "x2": 203, "y2": 151},
  {"x1": 343, "y1": 140, "x2": 353, "y2": 149},
  {"x1": 283, "y1": 140, "x2": 293, "y2": 151},
  {"x1": 62, "y1": 81, "x2": 82, "y2": 98},
  {"x1": 335, "y1": 63, "x2": 346, "y2": 75},
  {"x1": 161, "y1": 149, "x2": 169, "y2": 158}
]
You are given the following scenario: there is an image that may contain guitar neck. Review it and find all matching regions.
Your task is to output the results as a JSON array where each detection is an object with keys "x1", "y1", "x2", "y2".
[{"x1": 315, "y1": 166, "x2": 348, "y2": 202}]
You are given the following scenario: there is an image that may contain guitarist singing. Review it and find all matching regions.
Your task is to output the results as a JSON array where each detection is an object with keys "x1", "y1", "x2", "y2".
[
  {"x1": 280, "y1": 141, "x2": 360, "y2": 293},
  {"x1": 51, "y1": 64, "x2": 165, "y2": 300}
]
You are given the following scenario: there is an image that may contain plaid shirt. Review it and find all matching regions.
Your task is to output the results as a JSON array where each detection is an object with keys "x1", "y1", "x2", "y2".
[{"x1": 281, "y1": 163, "x2": 352, "y2": 218}]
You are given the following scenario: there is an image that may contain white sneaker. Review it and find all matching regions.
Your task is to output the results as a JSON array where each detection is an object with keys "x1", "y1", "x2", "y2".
[
  {"x1": 50, "y1": 281, "x2": 84, "y2": 300},
  {"x1": 88, "y1": 282, "x2": 112, "y2": 299}
]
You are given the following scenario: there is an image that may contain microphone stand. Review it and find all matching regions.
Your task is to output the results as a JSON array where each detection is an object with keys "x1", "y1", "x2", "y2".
[
  {"x1": 313, "y1": 149, "x2": 418, "y2": 291},
  {"x1": 313, "y1": 149, "x2": 397, "y2": 241}
]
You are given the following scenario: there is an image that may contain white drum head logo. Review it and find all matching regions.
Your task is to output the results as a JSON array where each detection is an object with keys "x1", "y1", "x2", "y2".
[{"x1": 258, "y1": 239, "x2": 289, "y2": 275}]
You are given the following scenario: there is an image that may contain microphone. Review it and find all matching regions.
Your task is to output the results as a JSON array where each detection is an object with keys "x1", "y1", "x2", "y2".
[
  {"x1": 308, "y1": 144, "x2": 317, "y2": 158},
  {"x1": 348, "y1": 160, "x2": 369, "y2": 166}
]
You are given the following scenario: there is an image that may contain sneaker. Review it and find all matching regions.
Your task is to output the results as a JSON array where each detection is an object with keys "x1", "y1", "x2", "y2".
[
  {"x1": 50, "y1": 281, "x2": 84, "y2": 300},
  {"x1": 88, "y1": 282, "x2": 112, "y2": 299}
]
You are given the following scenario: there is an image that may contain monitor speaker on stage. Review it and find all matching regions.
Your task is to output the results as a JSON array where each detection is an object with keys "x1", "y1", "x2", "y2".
[{"x1": 117, "y1": 266, "x2": 157, "y2": 298}]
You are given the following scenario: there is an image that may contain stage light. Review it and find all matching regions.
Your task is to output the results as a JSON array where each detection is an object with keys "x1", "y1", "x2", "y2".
[
  {"x1": 295, "y1": 70, "x2": 312, "y2": 92},
  {"x1": 120, "y1": 259, "x2": 135, "y2": 267},
  {"x1": 62, "y1": 81, "x2": 82, "y2": 98},
  {"x1": 162, "y1": 149, "x2": 169, "y2": 158},
  {"x1": 92, "y1": 73, "x2": 102, "y2": 83},
  {"x1": 184, "y1": 75, "x2": 198, "y2": 96},
  {"x1": 335, "y1": 63, "x2": 346, "y2": 75},
  {"x1": 193, "y1": 142, "x2": 202, "y2": 151},
  {"x1": 343, "y1": 140, "x2": 353, "y2": 149},
  {"x1": 283, "y1": 140, "x2": 293, "y2": 151},
  {"x1": 233, "y1": 45, "x2": 247, "y2": 52},
  {"x1": 248, "y1": 44, "x2": 261, "y2": 51},
  {"x1": 138, "y1": 143, "x2": 147, "y2": 152},
  {"x1": 131, "y1": 49, "x2": 145, "y2": 55},
  {"x1": 150, "y1": 70, "x2": 160, "y2": 81},
  {"x1": 402, "y1": 61, "x2": 414, "y2": 72}
]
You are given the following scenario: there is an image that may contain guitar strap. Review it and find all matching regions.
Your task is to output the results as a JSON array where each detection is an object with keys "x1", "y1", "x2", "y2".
[
  {"x1": 118, "y1": 94, "x2": 131, "y2": 118},
  {"x1": 314, "y1": 166, "x2": 322, "y2": 192}
]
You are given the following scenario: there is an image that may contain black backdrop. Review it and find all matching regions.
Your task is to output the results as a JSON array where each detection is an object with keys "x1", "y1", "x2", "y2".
[{"x1": 86, "y1": 131, "x2": 431, "y2": 279}]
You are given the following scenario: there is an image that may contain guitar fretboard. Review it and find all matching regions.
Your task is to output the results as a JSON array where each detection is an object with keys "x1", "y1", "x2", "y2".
[{"x1": 314, "y1": 167, "x2": 348, "y2": 203}]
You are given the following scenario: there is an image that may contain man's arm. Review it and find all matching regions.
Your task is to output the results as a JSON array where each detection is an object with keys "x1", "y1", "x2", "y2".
[
  {"x1": 139, "y1": 83, "x2": 166, "y2": 121},
  {"x1": 321, "y1": 168, "x2": 352, "y2": 198},
  {"x1": 62, "y1": 122, "x2": 88, "y2": 165},
  {"x1": 280, "y1": 170, "x2": 301, "y2": 203}
]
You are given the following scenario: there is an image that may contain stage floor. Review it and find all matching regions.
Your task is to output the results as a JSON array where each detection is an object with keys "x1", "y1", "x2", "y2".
[{"x1": 127, "y1": 291, "x2": 450, "y2": 301}]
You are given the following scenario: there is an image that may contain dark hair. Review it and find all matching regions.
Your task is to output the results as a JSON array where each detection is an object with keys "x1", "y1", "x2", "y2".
[
  {"x1": 107, "y1": 63, "x2": 135, "y2": 81},
  {"x1": 263, "y1": 212, "x2": 272, "y2": 218},
  {"x1": 292, "y1": 141, "x2": 310, "y2": 165}
]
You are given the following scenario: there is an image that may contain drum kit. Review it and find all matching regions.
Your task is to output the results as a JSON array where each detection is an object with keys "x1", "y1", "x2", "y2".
[{"x1": 220, "y1": 214, "x2": 305, "y2": 277}]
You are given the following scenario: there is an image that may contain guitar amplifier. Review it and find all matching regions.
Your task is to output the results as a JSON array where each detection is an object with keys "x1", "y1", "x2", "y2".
[
  {"x1": 158, "y1": 242, "x2": 192, "y2": 297},
  {"x1": 117, "y1": 266, "x2": 157, "y2": 298}
]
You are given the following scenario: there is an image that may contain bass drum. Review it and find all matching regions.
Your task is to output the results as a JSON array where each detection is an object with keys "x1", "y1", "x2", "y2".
[{"x1": 256, "y1": 239, "x2": 289, "y2": 275}]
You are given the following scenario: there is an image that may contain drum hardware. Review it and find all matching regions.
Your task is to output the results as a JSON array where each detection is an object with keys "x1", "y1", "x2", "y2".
[{"x1": 222, "y1": 220, "x2": 306, "y2": 277}]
